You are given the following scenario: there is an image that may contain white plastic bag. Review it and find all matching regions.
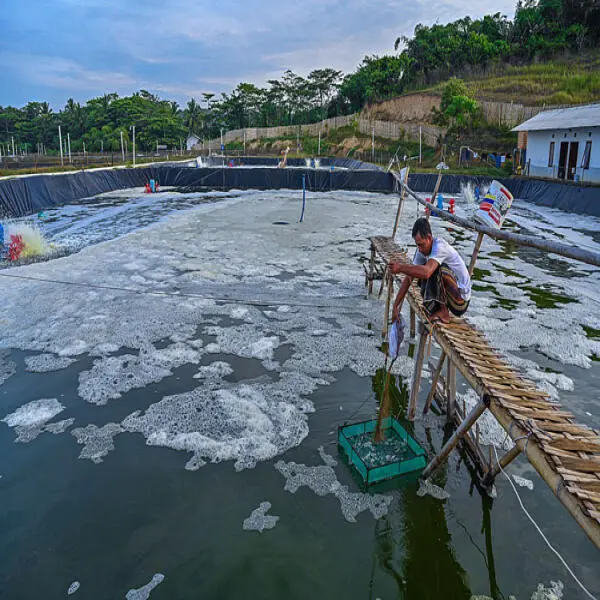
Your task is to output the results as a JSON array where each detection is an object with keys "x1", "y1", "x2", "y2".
[{"x1": 388, "y1": 316, "x2": 406, "y2": 359}]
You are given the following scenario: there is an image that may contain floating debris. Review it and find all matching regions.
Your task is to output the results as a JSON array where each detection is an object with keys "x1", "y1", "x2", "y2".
[
  {"x1": 67, "y1": 581, "x2": 80, "y2": 595},
  {"x1": 71, "y1": 423, "x2": 124, "y2": 463},
  {"x1": 318, "y1": 445, "x2": 337, "y2": 467},
  {"x1": 417, "y1": 478, "x2": 450, "y2": 500},
  {"x1": 125, "y1": 574, "x2": 165, "y2": 600},
  {"x1": 243, "y1": 501, "x2": 280, "y2": 533},
  {"x1": 512, "y1": 474, "x2": 534, "y2": 490},
  {"x1": 25, "y1": 353, "x2": 77, "y2": 373},
  {"x1": 275, "y1": 458, "x2": 392, "y2": 523},
  {"x1": 2, "y1": 398, "x2": 65, "y2": 443}
]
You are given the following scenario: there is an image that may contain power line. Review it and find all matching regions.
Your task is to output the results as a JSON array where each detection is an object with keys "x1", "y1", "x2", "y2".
[{"x1": 0, "y1": 270, "x2": 366, "y2": 310}]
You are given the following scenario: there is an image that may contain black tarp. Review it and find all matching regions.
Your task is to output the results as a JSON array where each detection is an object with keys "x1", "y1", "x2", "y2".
[
  {"x1": 1, "y1": 162, "x2": 598, "y2": 218},
  {"x1": 407, "y1": 174, "x2": 600, "y2": 216}
]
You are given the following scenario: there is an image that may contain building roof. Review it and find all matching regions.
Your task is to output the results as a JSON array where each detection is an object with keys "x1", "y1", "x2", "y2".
[{"x1": 512, "y1": 103, "x2": 600, "y2": 132}]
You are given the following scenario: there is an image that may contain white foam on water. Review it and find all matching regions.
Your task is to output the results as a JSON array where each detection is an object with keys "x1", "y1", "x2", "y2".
[
  {"x1": 417, "y1": 478, "x2": 450, "y2": 500},
  {"x1": 243, "y1": 501, "x2": 280, "y2": 532},
  {"x1": 2, "y1": 398, "x2": 65, "y2": 442},
  {"x1": 67, "y1": 581, "x2": 80, "y2": 595},
  {"x1": 125, "y1": 574, "x2": 165, "y2": 600},
  {"x1": 193, "y1": 361, "x2": 234, "y2": 379},
  {"x1": 0, "y1": 351, "x2": 17, "y2": 385},
  {"x1": 78, "y1": 343, "x2": 201, "y2": 405},
  {"x1": 512, "y1": 474, "x2": 534, "y2": 491},
  {"x1": 71, "y1": 423, "x2": 124, "y2": 463},
  {"x1": 530, "y1": 581, "x2": 564, "y2": 600},
  {"x1": 318, "y1": 445, "x2": 338, "y2": 467},
  {"x1": 1, "y1": 189, "x2": 597, "y2": 478},
  {"x1": 470, "y1": 580, "x2": 563, "y2": 600},
  {"x1": 122, "y1": 380, "x2": 311, "y2": 471},
  {"x1": 25, "y1": 353, "x2": 76, "y2": 372},
  {"x1": 275, "y1": 459, "x2": 392, "y2": 523}
]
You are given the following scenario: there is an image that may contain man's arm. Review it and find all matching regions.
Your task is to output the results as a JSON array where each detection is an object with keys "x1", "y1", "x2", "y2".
[
  {"x1": 392, "y1": 274, "x2": 412, "y2": 321},
  {"x1": 389, "y1": 259, "x2": 439, "y2": 280}
]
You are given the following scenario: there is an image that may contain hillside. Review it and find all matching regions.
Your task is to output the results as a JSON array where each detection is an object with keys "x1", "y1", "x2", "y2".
[{"x1": 461, "y1": 53, "x2": 600, "y2": 106}]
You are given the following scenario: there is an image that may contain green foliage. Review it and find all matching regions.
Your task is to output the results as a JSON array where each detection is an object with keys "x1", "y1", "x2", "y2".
[{"x1": 336, "y1": 55, "x2": 408, "y2": 112}]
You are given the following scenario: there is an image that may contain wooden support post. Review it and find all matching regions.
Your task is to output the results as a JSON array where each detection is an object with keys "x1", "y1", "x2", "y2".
[
  {"x1": 421, "y1": 394, "x2": 490, "y2": 480},
  {"x1": 368, "y1": 245, "x2": 376, "y2": 294},
  {"x1": 391, "y1": 166, "x2": 409, "y2": 238},
  {"x1": 446, "y1": 359, "x2": 456, "y2": 423},
  {"x1": 382, "y1": 275, "x2": 393, "y2": 339},
  {"x1": 424, "y1": 351, "x2": 446, "y2": 414},
  {"x1": 425, "y1": 173, "x2": 443, "y2": 222},
  {"x1": 482, "y1": 444, "x2": 523, "y2": 487},
  {"x1": 408, "y1": 324, "x2": 428, "y2": 421},
  {"x1": 468, "y1": 232, "x2": 485, "y2": 276},
  {"x1": 410, "y1": 306, "x2": 416, "y2": 339}
]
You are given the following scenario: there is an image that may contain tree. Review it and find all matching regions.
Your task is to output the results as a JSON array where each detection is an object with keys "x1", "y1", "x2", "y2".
[
  {"x1": 307, "y1": 68, "x2": 342, "y2": 119},
  {"x1": 183, "y1": 98, "x2": 202, "y2": 134}
]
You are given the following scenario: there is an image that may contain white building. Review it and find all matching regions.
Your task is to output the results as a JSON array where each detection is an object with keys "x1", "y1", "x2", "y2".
[
  {"x1": 513, "y1": 103, "x2": 599, "y2": 183},
  {"x1": 186, "y1": 134, "x2": 201, "y2": 151}
]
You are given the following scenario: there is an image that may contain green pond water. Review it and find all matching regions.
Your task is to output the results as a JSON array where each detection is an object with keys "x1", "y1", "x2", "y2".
[{"x1": 0, "y1": 188, "x2": 598, "y2": 599}]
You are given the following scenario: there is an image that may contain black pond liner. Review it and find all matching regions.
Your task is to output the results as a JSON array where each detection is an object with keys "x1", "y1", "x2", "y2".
[{"x1": 1, "y1": 159, "x2": 598, "y2": 217}]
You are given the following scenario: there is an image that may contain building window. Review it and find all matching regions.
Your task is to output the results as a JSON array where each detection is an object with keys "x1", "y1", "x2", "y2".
[
  {"x1": 548, "y1": 141, "x2": 555, "y2": 167},
  {"x1": 581, "y1": 140, "x2": 592, "y2": 170}
]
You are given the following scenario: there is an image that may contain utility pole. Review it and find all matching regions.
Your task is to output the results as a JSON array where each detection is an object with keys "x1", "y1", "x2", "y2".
[
  {"x1": 419, "y1": 126, "x2": 422, "y2": 165},
  {"x1": 101, "y1": 139, "x2": 104, "y2": 153},
  {"x1": 130, "y1": 125, "x2": 136, "y2": 167},
  {"x1": 120, "y1": 130, "x2": 125, "y2": 162},
  {"x1": 11, "y1": 136, "x2": 15, "y2": 157},
  {"x1": 58, "y1": 126, "x2": 64, "y2": 166},
  {"x1": 243, "y1": 129, "x2": 246, "y2": 156},
  {"x1": 67, "y1": 132, "x2": 72, "y2": 163},
  {"x1": 318, "y1": 130, "x2": 321, "y2": 156}
]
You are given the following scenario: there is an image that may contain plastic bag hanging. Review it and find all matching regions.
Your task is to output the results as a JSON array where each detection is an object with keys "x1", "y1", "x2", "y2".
[{"x1": 388, "y1": 315, "x2": 406, "y2": 359}]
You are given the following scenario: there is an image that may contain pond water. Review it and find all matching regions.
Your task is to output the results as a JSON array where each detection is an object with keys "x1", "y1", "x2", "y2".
[{"x1": 0, "y1": 187, "x2": 598, "y2": 599}]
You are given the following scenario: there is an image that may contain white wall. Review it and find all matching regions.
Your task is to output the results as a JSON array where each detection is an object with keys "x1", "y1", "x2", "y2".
[{"x1": 527, "y1": 126, "x2": 600, "y2": 183}]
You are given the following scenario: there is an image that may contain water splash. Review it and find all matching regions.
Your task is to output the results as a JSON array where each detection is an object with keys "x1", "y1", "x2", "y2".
[{"x1": 2, "y1": 220, "x2": 51, "y2": 260}]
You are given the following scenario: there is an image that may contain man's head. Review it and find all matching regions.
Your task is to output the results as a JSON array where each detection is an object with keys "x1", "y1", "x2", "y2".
[{"x1": 412, "y1": 217, "x2": 433, "y2": 255}]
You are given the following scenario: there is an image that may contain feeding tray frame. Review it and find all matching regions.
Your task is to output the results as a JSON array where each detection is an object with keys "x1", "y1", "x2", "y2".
[{"x1": 338, "y1": 417, "x2": 427, "y2": 485}]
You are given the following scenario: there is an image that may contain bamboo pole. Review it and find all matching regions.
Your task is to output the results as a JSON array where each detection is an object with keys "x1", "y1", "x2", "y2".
[
  {"x1": 410, "y1": 306, "x2": 416, "y2": 339},
  {"x1": 426, "y1": 173, "x2": 444, "y2": 222},
  {"x1": 368, "y1": 245, "x2": 376, "y2": 294},
  {"x1": 391, "y1": 167, "x2": 409, "y2": 238},
  {"x1": 421, "y1": 395, "x2": 490, "y2": 480},
  {"x1": 395, "y1": 176, "x2": 600, "y2": 267},
  {"x1": 424, "y1": 352, "x2": 446, "y2": 414},
  {"x1": 468, "y1": 232, "x2": 485, "y2": 277},
  {"x1": 482, "y1": 444, "x2": 523, "y2": 487},
  {"x1": 447, "y1": 359, "x2": 457, "y2": 423},
  {"x1": 408, "y1": 324, "x2": 428, "y2": 421},
  {"x1": 416, "y1": 314, "x2": 600, "y2": 548}
]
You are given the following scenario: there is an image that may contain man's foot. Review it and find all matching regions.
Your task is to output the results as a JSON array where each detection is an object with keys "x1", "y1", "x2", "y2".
[{"x1": 429, "y1": 307, "x2": 451, "y2": 324}]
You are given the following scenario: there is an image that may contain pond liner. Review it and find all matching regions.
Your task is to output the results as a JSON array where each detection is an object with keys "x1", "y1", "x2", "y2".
[{"x1": 1, "y1": 162, "x2": 598, "y2": 218}]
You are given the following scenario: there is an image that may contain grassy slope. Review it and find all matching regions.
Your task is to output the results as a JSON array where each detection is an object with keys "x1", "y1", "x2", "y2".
[{"x1": 456, "y1": 53, "x2": 600, "y2": 106}]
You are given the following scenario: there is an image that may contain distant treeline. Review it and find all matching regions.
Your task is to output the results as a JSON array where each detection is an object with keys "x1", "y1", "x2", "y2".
[{"x1": 1, "y1": 0, "x2": 598, "y2": 153}]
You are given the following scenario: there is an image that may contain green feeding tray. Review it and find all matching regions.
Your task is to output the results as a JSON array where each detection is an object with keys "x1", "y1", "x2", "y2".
[{"x1": 338, "y1": 417, "x2": 427, "y2": 485}]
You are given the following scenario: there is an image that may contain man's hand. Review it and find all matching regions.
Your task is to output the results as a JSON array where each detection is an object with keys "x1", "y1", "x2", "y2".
[{"x1": 389, "y1": 261, "x2": 403, "y2": 275}]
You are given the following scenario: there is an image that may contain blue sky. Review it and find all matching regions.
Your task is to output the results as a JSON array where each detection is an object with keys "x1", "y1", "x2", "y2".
[{"x1": 1, "y1": 0, "x2": 516, "y2": 109}]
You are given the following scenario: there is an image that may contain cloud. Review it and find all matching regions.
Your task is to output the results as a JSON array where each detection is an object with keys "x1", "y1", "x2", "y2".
[{"x1": 1, "y1": 0, "x2": 517, "y2": 106}]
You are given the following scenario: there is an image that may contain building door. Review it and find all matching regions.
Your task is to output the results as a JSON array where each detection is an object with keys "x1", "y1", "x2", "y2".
[
  {"x1": 558, "y1": 142, "x2": 569, "y2": 179},
  {"x1": 567, "y1": 141, "x2": 579, "y2": 181}
]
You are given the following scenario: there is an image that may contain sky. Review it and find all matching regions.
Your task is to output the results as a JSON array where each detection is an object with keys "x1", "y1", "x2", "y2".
[{"x1": 1, "y1": 0, "x2": 516, "y2": 109}]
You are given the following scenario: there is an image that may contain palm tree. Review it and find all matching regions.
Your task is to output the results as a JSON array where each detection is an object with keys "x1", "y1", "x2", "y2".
[{"x1": 183, "y1": 98, "x2": 202, "y2": 135}]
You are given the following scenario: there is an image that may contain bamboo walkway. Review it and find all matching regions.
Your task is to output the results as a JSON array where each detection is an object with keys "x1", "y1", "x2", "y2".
[{"x1": 369, "y1": 234, "x2": 600, "y2": 549}]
